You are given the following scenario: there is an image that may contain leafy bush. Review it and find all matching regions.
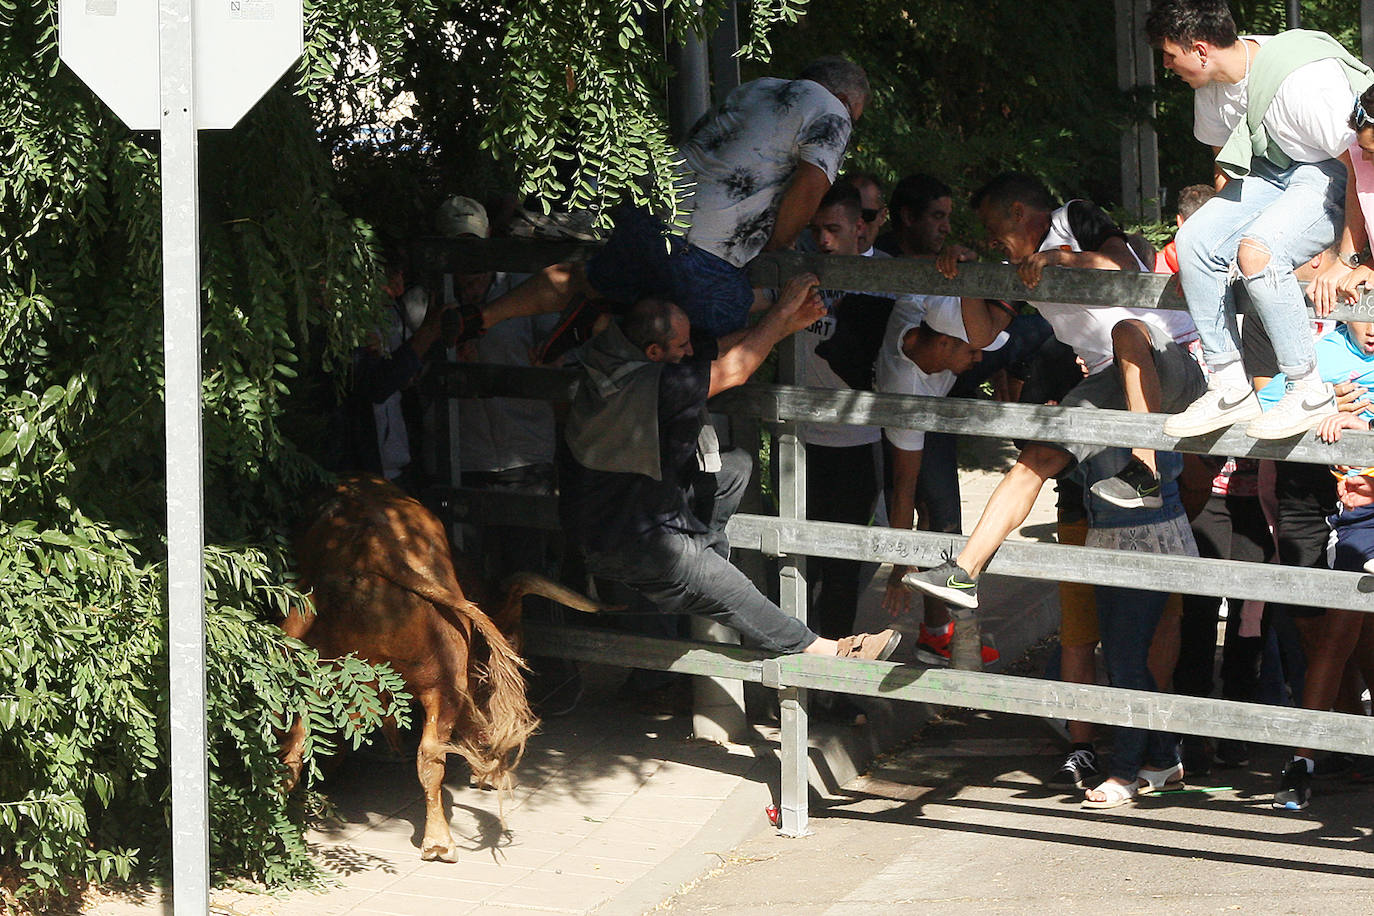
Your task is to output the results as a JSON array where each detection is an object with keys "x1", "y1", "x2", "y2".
[{"x1": 0, "y1": 0, "x2": 416, "y2": 908}]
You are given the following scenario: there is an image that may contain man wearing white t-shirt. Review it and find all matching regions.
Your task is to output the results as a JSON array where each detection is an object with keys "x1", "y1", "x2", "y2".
[
  {"x1": 1146, "y1": 0, "x2": 1373, "y2": 439},
  {"x1": 877, "y1": 298, "x2": 1008, "y2": 666},
  {"x1": 796, "y1": 183, "x2": 888, "y2": 641},
  {"x1": 904, "y1": 173, "x2": 1205, "y2": 624}
]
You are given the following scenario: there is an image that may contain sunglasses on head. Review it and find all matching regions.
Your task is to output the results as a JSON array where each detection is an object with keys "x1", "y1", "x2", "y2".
[
  {"x1": 1356, "y1": 101, "x2": 1374, "y2": 129},
  {"x1": 861, "y1": 207, "x2": 884, "y2": 223}
]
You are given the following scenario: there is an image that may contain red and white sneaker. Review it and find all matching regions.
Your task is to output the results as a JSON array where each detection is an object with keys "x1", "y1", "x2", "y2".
[{"x1": 915, "y1": 623, "x2": 1000, "y2": 667}]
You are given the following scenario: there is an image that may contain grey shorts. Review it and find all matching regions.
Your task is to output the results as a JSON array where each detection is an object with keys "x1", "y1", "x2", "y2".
[{"x1": 1049, "y1": 320, "x2": 1206, "y2": 472}]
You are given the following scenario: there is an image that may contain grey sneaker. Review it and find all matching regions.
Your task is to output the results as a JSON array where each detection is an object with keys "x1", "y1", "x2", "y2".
[
  {"x1": 1162, "y1": 384, "x2": 1263, "y2": 438},
  {"x1": 1244, "y1": 382, "x2": 1335, "y2": 440},
  {"x1": 1089, "y1": 456, "x2": 1163, "y2": 509},
  {"x1": 901, "y1": 554, "x2": 979, "y2": 609}
]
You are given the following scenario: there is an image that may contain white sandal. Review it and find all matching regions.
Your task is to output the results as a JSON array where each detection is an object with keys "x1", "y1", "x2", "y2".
[
  {"x1": 1082, "y1": 778, "x2": 1138, "y2": 809},
  {"x1": 1136, "y1": 763, "x2": 1184, "y2": 795}
]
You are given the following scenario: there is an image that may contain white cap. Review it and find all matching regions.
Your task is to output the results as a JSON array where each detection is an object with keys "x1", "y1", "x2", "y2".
[
  {"x1": 436, "y1": 195, "x2": 490, "y2": 239},
  {"x1": 923, "y1": 297, "x2": 1008, "y2": 351}
]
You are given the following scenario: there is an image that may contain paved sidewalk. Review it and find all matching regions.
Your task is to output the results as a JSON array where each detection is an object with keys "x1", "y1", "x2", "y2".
[{"x1": 87, "y1": 447, "x2": 1062, "y2": 916}]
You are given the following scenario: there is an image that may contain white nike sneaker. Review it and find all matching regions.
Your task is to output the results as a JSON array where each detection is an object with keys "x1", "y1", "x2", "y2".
[
  {"x1": 1245, "y1": 383, "x2": 1335, "y2": 440},
  {"x1": 1162, "y1": 384, "x2": 1263, "y2": 437}
]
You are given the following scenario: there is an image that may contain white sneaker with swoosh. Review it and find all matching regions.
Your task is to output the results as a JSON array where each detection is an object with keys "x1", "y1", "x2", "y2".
[
  {"x1": 1162, "y1": 384, "x2": 1263, "y2": 437},
  {"x1": 1245, "y1": 382, "x2": 1335, "y2": 440}
]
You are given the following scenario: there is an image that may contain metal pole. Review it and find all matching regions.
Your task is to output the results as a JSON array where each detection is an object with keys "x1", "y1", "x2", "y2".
[
  {"x1": 1363, "y1": 0, "x2": 1374, "y2": 67},
  {"x1": 159, "y1": 0, "x2": 209, "y2": 910},
  {"x1": 775, "y1": 337, "x2": 810, "y2": 837},
  {"x1": 1287, "y1": 0, "x2": 1301, "y2": 29},
  {"x1": 1115, "y1": 0, "x2": 1161, "y2": 221},
  {"x1": 665, "y1": 2, "x2": 711, "y2": 144},
  {"x1": 708, "y1": 0, "x2": 740, "y2": 106}
]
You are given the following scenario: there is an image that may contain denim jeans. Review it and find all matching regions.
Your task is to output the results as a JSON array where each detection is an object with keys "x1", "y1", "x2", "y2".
[
  {"x1": 1175, "y1": 156, "x2": 1346, "y2": 378},
  {"x1": 582, "y1": 448, "x2": 817, "y2": 654},
  {"x1": 1094, "y1": 583, "x2": 1181, "y2": 780}
]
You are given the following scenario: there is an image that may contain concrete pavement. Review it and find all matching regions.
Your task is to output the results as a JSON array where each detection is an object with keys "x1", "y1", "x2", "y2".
[{"x1": 83, "y1": 446, "x2": 1064, "y2": 916}]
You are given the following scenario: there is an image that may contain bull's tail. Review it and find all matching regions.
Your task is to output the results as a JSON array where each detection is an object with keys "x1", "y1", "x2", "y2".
[
  {"x1": 439, "y1": 599, "x2": 538, "y2": 795},
  {"x1": 499, "y1": 572, "x2": 618, "y2": 615}
]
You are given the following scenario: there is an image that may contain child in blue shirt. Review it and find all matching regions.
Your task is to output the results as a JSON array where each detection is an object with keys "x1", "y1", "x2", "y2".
[{"x1": 1260, "y1": 321, "x2": 1374, "y2": 573}]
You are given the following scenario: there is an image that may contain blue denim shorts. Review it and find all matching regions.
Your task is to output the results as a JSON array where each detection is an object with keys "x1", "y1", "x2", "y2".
[{"x1": 586, "y1": 207, "x2": 754, "y2": 337}]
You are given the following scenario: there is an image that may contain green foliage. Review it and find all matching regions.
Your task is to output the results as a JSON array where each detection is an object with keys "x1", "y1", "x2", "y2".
[
  {"x1": 756, "y1": 0, "x2": 1133, "y2": 235},
  {"x1": 0, "y1": 0, "x2": 416, "y2": 906}
]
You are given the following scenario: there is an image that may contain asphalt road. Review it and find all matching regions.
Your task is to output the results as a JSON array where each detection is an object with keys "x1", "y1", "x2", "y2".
[{"x1": 652, "y1": 686, "x2": 1374, "y2": 915}]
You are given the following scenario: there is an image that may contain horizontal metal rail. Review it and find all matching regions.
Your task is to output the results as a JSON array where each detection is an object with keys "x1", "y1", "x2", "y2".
[
  {"x1": 430, "y1": 363, "x2": 580, "y2": 401},
  {"x1": 524, "y1": 624, "x2": 1374, "y2": 757},
  {"x1": 414, "y1": 237, "x2": 1374, "y2": 321},
  {"x1": 414, "y1": 236, "x2": 601, "y2": 274},
  {"x1": 431, "y1": 364, "x2": 1374, "y2": 469},
  {"x1": 726, "y1": 515, "x2": 1374, "y2": 614},
  {"x1": 431, "y1": 486, "x2": 1374, "y2": 613},
  {"x1": 713, "y1": 384, "x2": 1374, "y2": 467}
]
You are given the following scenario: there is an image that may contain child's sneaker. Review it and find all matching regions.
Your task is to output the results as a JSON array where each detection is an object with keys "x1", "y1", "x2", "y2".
[{"x1": 1089, "y1": 456, "x2": 1163, "y2": 509}]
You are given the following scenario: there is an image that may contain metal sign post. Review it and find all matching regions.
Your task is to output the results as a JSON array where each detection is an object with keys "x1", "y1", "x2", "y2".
[
  {"x1": 58, "y1": 0, "x2": 303, "y2": 909},
  {"x1": 158, "y1": 0, "x2": 210, "y2": 908}
]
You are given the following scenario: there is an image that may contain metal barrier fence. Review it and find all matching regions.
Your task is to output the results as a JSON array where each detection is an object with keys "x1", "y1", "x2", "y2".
[{"x1": 423, "y1": 239, "x2": 1374, "y2": 836}]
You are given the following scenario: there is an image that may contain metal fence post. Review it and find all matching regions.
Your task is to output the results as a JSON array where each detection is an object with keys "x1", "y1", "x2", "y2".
[{"x1": 775, "y1": 338, "x2": 810, "y2": 836}]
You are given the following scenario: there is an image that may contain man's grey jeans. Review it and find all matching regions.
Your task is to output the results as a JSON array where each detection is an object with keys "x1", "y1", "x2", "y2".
[{"x1": 582, "y1": 448, "x2": 818, "y2": 654}]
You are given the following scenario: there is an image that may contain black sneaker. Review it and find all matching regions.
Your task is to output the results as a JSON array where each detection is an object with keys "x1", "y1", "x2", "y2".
[
  {"x1": 901, "y1": 552, "x2": 979, "y2": 609},
  {"x1": 1049, "y1": 746, "x2": 1101, "y2": 788},
  {"x1": 1088, "y1": 456, "x2": 1163, "y2": 509},
  {"x1": 1273, "y1": 760, "x2": 1313, "y2": 810},
  {"x1": 1213, "y1": 738, "x2": 1250, "y2": 769},
  {"x1": 1182, "y1": 736, "x2": 1213, "y2": 777}
]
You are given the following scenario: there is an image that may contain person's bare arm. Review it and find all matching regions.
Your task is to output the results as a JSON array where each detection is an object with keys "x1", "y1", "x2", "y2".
[
  {"x1": 1212, "y1": 147, "x2": 1228, "y2": 191},
  {"x1": 1311, "y1": 152, "x2": 1367, "y2": 314},
  {"x1": 709, "y1": 273, "x2": 824, "y2": 396},
  {"x1": 1017, "y1": 236, "x2": 1135, "y2": 288},
  {"x1": 959, "y1": 296, "x2": 1012, "y2": 350},
  {"x1": 761, "y1": 161, "x2": 832, "y2": 253}
]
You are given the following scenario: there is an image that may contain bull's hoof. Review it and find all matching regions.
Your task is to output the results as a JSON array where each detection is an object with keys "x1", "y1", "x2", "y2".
[{"x1": 420, "y1": 843, "x2": 458, "y2": 863}]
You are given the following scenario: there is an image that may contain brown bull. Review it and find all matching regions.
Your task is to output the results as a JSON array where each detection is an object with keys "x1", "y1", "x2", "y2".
[{"x1": 280, "y1": 475, "x2": 604, "y2": 862}]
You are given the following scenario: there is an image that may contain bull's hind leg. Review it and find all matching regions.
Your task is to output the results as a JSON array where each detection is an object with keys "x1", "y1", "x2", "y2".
[
  {"x1": 279, "y1": 714, "x2": 307, "y2": 792},
  {"x1": 416, "y1": 688, "x2": 460, "y2": 862}
]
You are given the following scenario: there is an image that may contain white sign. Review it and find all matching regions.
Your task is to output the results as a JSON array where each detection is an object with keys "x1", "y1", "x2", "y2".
[{"x1": 58, "y1": 0, "x2": 303, "y2": 130}]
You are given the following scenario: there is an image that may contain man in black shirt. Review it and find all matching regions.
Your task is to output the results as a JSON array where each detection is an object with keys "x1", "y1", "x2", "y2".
[{"x1": 561, "y1": 276, "x2": 900, "y2": 660}]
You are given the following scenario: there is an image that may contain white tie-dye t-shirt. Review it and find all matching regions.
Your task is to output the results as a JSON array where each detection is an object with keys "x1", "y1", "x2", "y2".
[{"x1": 681, "y1": 77, "x2": 852, "y2": 268}]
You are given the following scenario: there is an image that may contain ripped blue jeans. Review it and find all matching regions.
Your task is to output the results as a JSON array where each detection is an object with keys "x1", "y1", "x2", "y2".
[{"x1": 1175, "y1": 156, "x2": 1346, "y2": 379}]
